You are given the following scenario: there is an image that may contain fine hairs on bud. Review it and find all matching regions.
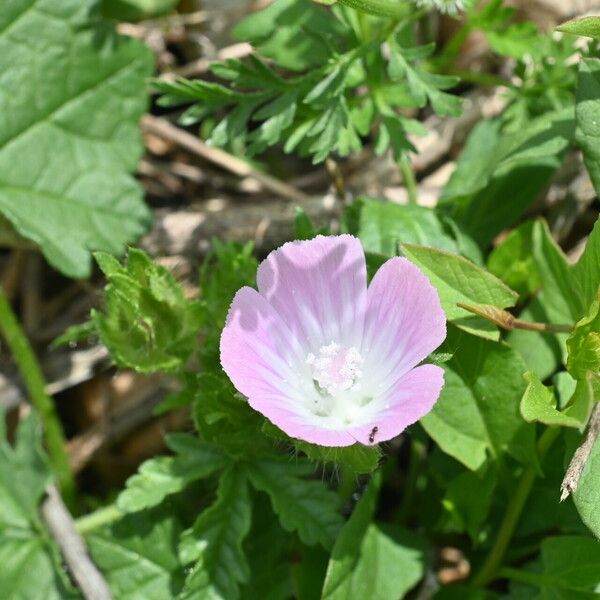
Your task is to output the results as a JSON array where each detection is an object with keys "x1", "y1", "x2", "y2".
[{"x1": 414, "y1": 0, "x2": 470, "y2": 16}]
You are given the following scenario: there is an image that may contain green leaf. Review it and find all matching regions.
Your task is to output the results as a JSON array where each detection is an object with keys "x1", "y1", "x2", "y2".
[
  {"x1": 440, "y1": 469, "x2": 496, "y2": 542},
  {"x1": 567, "y1": 294, "x2": 600, "y2": 380},
  {"x1": 246, "y1": 458, "x2": 343, "y2": 550},
  {"x1": 0, "y1": 416, "x2": 78, "y2": 599},
  {"x1": 101, "y1": 0, "x2": 179, "y2": 20},
  {"x1": 233, "y1": 0, "x2": 349, "y2": 71},
  {"x1": 357, "y1": 198, "x2": 460, "y2": 256},
  {"x1": 576, "y1": 60, "x2": 600, "y2": 201},
  {"x1": 520, "y1": 371, "x2": 586, "y2": 428},
  {"x1": 487, "y1": 220, "x2": 541, "y2": 299},
  {"x1": 322, "y1": 474, "x2": 427, "y2": 599},
  {"x1": 0, "y1": 0, "x2": 152, "y2": 277},
  {"x1": 293, "y1": 441, "x2": 381, "y2": 475},
  {"x1": 574, "y1": 437, "x2": 600, "y2": 538},
  {"x1": 117, "y1": 434, "x2": 229, "y2": 513},
  {"x1": 441, "y1": 111, "x2": 573, "y2": 246},
  {"x1": 240, "y1": 493, "x2": 293, "y2": 600},
  {"x1": 531, "y1": 220, "x2": 584, "y2": 321},
  {"x1": 573, "y1": 217, "x2": 600, "y2": 310},
  {"x1": 93, "y1": 248, "x2": 203, "y2": 373},
  {"x1": 88, "y1": 506, "x2": 184, "y2": 600},
  {"x1": 179, "y1": 466, "x2": 252, "y2": 600},
  {"x1": 511, "y1": 536, "x2": 600, "y2": 596},
  {"x1": 421, "y1": 327, "x2": 536, "y2": 471},
  {"x1": 557, "y1": 16, "x2": 600, "y2": 39},
  {"x1": 400, "y1": 243, "x2": 518, "y2": 339}
]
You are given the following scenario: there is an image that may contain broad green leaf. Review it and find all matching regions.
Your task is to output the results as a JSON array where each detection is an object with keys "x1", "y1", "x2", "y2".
[
  {"x1": 322, "y1": 474, "x2": 427, "y2": 599},
  {"x1": 179, "y1": 466, "x2": 252, "y2": 600},
  {"x1": 0, "y1": 416, "x2": 78, "y2": 599},
  {"x1": 101, "y1": 0, "x2": 179, "y2": 20},
  {"x1": 88, "y1": 506, "x2": 183, "y2": 600},
  {"x1": 567, "y1": 294, "x2": 600, "y2": 380},
  {"x1": 321, "y1": 474, "x2": 379, "y2": 597},
  {"x1": 487, "y1": 221, "x2": 540, "y2": 299},
  {"x1": 357, "y1": 198, "x2": 459, "y2": 256},
  {"x1": 117, "y1": 434, "x2": 229, "y2": 513},
  {"x1": 511, "y1": 536, "x2": 600, "y2": 596},
  {"x1": 93, "y1": 248, "x2": 203, "y2": 373},
  {"x1": 441, "y1": 469, "x2": 496, "y2": 542},
  {"x1": 246, "y1": 458, "x2": 343, "y2": 550},
  {"x1": 400, "y1": 243, "x2": 518, "y2": 339},
  {"x1": 574, "y1": 438, "x2": 600, "y2": 538},
  {"x1": 441, "y1": 111, "x2": 573, "y2": 246},
  {"x1": 557, "y1": 16, "x2": 600, "y2": 39},
  {"x1": 520, "y1": 372, "x2": 586, "y2": 428},
  {"x1": 576, "y1": 60, "x2": 600, "y2": 202},
  {"x1": 0, "y1": 0, "x2": 152, "y2": 277},
  {"x1": 240, "y1": 493, "x2": 293, "y2": 600},
  {"x1": 421, "y1": 327, "x2": 536, "y2": 470},
  {"x1": 531, "y1": 220, "x2": 583, "y2": 321},
  {"x1": 573, "y1": 217, "x2": 600, "y2": 310}
]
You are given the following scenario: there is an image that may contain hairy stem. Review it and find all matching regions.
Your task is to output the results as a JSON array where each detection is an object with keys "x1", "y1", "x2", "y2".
[
  {"x1": 337, "y1": 0, "x2": 408, "y2": 19},
  {"x1": 0, "y1": 286, "x2": 76, "y2": 506},
  {"x1": 472, "y1": 426, "x2": 561, "y2": 587},
  {"x1": 75, "y1": 504, "x2": 124, "y2": 534}
]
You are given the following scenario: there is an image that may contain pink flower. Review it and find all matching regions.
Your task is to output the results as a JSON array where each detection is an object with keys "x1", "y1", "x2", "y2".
[{"x1": 220, "y1": 235, "x2": 446, "y2": 447}]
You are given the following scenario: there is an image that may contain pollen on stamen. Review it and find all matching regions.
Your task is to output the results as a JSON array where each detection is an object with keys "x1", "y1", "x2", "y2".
[{"x1": 306, "y1": 342, "x2": 364, "y2": 397}]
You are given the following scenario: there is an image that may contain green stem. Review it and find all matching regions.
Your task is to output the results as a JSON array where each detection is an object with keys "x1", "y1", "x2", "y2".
[
  {"x1": 472, "y1": 426, "x2": 561, "y2": 587},
  {"x1": 0, "y1": 286, "x2": 76, "y2": 506},
  {"x1": 338, "y1": 464, "x2": 356, "y2": 504},
  {"x1": 75, "y1": 504, "x2": 124, "y2": 534},
  {"x1": 396, "y1": 437, "x2": 426, "y2": 524},
  {"x1": 399, "y1": 155, "x2": 418, "y2": 205}
]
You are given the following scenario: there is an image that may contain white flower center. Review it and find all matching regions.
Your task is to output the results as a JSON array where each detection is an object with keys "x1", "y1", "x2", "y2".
[{"x1": 306, "y1": 342, "x2": 364, "y2": 397}]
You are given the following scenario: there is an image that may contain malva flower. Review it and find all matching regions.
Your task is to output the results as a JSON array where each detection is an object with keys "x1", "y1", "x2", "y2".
[{"x1": 220, "y1": 235, "x2": 446, "y2": 447}]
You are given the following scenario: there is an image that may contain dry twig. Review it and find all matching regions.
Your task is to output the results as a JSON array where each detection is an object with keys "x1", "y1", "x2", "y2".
[
  {"x1": 561, "y1": 401, "x2": 600, "y2": 501},
  {"x1": 141, "y1": 114, "x2": 309, "y2": 203},
  {"x1": 41, "y1": 484, "x2": 112, "y2": 600}
]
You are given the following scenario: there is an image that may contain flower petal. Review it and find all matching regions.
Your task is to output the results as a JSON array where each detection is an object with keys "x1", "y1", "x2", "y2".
[
  {"x1": 247, "y1": 394, "x2": 358, "y2": 447},
  {"x1": 256, "y1": 235, "x2": 368, "y2": 352},
  {"x1": 220, "y1": 286, "x2": 305, "y2": 401},
  {"x1": 348, "y1": 364, "x2": 444, "y2": 445},
  {"x1": 362, "y1": 257, "x2": 446, "y2": 387}
]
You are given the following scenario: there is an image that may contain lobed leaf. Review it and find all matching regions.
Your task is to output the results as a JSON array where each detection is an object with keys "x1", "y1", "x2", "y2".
[{"x1": 246, "y1": 458, "x2": 343, "y2": 550}]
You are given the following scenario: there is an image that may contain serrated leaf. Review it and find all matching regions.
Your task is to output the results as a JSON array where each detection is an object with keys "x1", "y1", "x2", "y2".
[
  {"x1": 520, "y1": 371, "x2": 586, "y2": 429},
  {"x1": 567, "y1": 294, "x2": 600, "y2": 380},
  {"x1": 557, "y1": 16, "x2": 600, "y2": 39},
  {"x1": 179, "y1": 466, "x2": 252, "y2": 600},
  {"x1": 388, "y1": 41, "x2": 461, "y2": 117},
  {"x1": 246, "y1": 458, "x2": 343, "y2": 549},
  {"x1": 93, "y1": 248, "x2": 203, "y2": 373},
  {"x1": 0, "y1": 416, "x2": 78, "y2": 599},
  {"x1": 0, "y1": 0, "x2": 153, "y2": 277},
  {"x1": 87, "y1": 506, "x2": 184, "y2": 600},
  {"x1": 421, "y1": 327, "x2": 536, "y2": 471},
  {"x1": 400, "y1": 243, "x2": 518, "y2": 339},
  {"x1": 117, "y1": 434, "x2": 229, "y2": 513}
]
